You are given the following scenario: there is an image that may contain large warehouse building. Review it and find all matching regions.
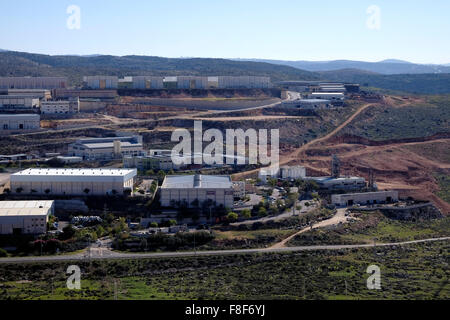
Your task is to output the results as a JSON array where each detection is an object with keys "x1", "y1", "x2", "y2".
[
  {"x1": 0, "y1": 200, "x2": 54, "y2": 235},
  {"x1": 0, "y1": 95, "x2": 40, "y2": 109},
  {"x1": 10, "y1": 168, "x2": 137, "y2": 196},
  {"x1": 331, "y1": 191, "x2": 399, "y2": 206},
  {"x1": 160, "y1": 174, "x2": 234, "y2": 208},
  {"x1": 83, "y1": 76, "x2": 118, "y2": 89},
  {"x1": 0, "y1": 77, "x2": 67, "y2": 89},
  {"x1": 0, "y1": 114, "x2": 40, "y2": 132}
]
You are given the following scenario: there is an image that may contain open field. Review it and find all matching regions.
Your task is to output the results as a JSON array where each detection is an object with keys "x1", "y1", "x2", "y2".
[
  {"x1": 0, "y1": 241, "x2": 448, "y2": 300},
  {"x1": 287, "y1": 212, "x2": 450, "y2": 246}
]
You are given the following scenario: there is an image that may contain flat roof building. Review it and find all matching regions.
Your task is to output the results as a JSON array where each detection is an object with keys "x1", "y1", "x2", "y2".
[
  {"x1": 0, "y1": 114, "x2": 40, "y2": 132},
  {"x1": 305, "y1": 176, "x2": 366, "y2": 191},
  {"x1": 41, "y1": 98, "x2": 80, "y2": 115},
  {"x1": 310, "y1": 92, "x2": 345, "y2": 100},
  {"x1": 83, "y1": 76, "x2": 118, "y2": 89},
  {"x1": 331, "y1": 191, "x2": 399, "y2": 207},
  {"x1": 0, "y1": 200, "x2": 54, "y2": 235},
  {"x1": 10, "y1": 168, "x2": 137, "y2": 196},
  {"x1": 281, "y1": 99, "x2": 331, "y2": 109},
  {"x1": 160, "y1": 175, "x2": 234, "y2": 208},
  {"x1": 68, "y1": 134, "x2": 144, "y2": 160},
  {"x1": 0, "y1": 95, "x2": 40, "y2": 109}
]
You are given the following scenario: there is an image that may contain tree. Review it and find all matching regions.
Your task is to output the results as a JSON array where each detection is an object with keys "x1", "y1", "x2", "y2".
[
  {"x1": 15, "y1": 187, "x2": 23, "y2": 194},
  {"x1": 0, "y1": 248, "x2": 7, "y2": 257},
  {"x1": 227, "y1": 212, "x2": 238, "y2": 222},
  {"x1": 241, "y1": 209, "x2": 252, "y2": 219},
  {"x1": 168, "y1": 219, "x2": 177, "y2": 226},
  {"x1": 145, "y1": 169, "x2": 155, "y2": 176},
  {"x1": 150, "y1": 222, "x2": 158, "y2": 228},
  {"x1": 258, "y1": 207, "x2": 267, "y2": 217},
  {"x1": 60, "y1": 225, "x2": 76, "y2": 240},
  {"x1": 157, "y1": 170, "x2": 166, "y2": 183},
  {"x1": 83, "y1": 188, "x2": 90, "y2": 195}
]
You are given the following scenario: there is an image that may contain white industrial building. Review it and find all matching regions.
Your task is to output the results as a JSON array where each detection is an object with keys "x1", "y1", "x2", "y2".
[
  {"x1": 132, "y1": 76, "x2": 164, "y2": 89},
  {"x1": 310, "y1": 92, "x2": 345, "y2": 101},
  {"x1": 305, "y1": 176, "x2": 366, "y2": 191},
  {"x1": 83, "y1": 76, "x2": 118, "y2": 89},
  {"x1": 160, "y1": 175, "x2": 234, "y2": 208},
  {"x1": 10, "y1": 168, "x2": 137, "y2": 196},
  {"x1": 280, "y1": 166, "x2": 306, "y2": 180},
  {"x1": 68, "y1": 135, "x2": 144, "y2": 160},
  {"x1": 0, "y1": 114, "x2": 40, "y2": 131},
  {"x1": 0, "y1": 200, "x2": 54, "y2": 235},
  {"x1": 40, "y1": 98, "x2": 80, "y2": 114},
  {"x1": 2, "y1": 89, "x2": 52, "y2": 100},
  {"x1": 0, "y1": 77, "x2": 67, "y2": 89},
  {"x1": 331, "y1": 191, "x2": 399, "y2": 206},
  {"x1": 121, "y1": 76, "x2": 271, "y2": 90},
  {"x1": 281, "y1": 99, "x2": 331, "y2": 110},
  {"x1": 0, "y1": 95, "x2": 40, "y2": 109}
]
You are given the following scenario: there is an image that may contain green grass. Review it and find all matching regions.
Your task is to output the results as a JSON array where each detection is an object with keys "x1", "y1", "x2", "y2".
[
  {"x1": 287, "y1": 212, "x2": 450, "y2": 246},
  {"x1": 434, "y1": 173, "x2": 450, "y2": 203},
  {"x1": 0, "y1": 241, "x2": 448, "y2": 300}
]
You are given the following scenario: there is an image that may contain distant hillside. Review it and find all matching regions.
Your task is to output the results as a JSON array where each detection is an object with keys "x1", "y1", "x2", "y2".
[
  {"x1": 236, "y1": 58, "x2": 450, "y2": 75},
  {"x1": 0, "y1": 51, "x2": 319, "y2": 86},
  {"x1": 319, "y1": 70, "x2": 450, "y2": 94}
]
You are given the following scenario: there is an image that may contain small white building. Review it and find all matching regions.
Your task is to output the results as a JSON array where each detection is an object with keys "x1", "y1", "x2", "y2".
[
  {"x1": 258, "y1": 167, "x2": 280, "y2": 183},
  {"x1": 40, "y1": 98, "x2": 80, "y2": 114},
  {"x1": 310, "y1": 92, "x2": 345, "y2": 101},
  {"x1": 281, "y1": 166, "x2": 306, "y2": 180},
  {"x1": 0, "y1": 114, "x2": 40, "y2": 131},
  {"x1": 56, "y1": 156, "x2": 83, "y2": 164},
  {"x1": 160, "y1": 175, "x2": 234, "y2": 208},
  {"x1": 331, "y1": 191, "x2": 399, "y2": 206},
  {"x1": 68, "y1": 135, "x2": 144, "y2": 160},
  {"x1": 0, "y1": 200, "x2": 54, "y2": 235},
  {"x1": 10, "y1": 168, "x2": 137, "y2": 196}
]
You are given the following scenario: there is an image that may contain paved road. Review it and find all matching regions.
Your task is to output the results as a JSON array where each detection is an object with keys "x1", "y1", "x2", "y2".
[{"x1": 1, "y1": 236, "x2": 448, "y2": 264}]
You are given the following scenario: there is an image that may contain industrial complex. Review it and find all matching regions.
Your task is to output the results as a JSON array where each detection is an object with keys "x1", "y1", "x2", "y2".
[{"x1": 10, "y1": 168, "x2": 137, "y2": 196}]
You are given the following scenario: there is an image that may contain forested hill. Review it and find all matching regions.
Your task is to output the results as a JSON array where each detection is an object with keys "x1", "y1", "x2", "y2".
[
  {"x1": 1, "y1": 50, "x2": 450, "y2": 94},
  {"x1": 0, "y1": 51, "x2": 319, "y2": 86}
]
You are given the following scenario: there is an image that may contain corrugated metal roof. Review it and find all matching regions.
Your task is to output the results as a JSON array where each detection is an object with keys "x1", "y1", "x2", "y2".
[{"x1": 161, "y1": 175, "x2": 232, "y2": 189}]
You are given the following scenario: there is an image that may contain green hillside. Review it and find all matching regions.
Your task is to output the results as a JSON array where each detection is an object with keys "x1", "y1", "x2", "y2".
[{"x1": 0, "y1": 51, "x2": 319, "y2": 86}]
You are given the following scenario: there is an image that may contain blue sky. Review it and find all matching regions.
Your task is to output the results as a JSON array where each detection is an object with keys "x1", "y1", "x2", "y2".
[{"x1": 1, "y1": 0, "x2": 449, "y2": 64}]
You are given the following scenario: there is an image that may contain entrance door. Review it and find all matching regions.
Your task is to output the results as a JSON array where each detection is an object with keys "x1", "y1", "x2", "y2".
[{"x1": 347, "y1": 199, "x2": 354, "y2": 206}]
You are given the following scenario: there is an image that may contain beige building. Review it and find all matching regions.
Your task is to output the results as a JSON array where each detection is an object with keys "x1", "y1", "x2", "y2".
[
  {"x1": 40, "y1": 98, "x2": 80, "y2": 114},
  {"x1": 10, "y1": 168, "x2": 137, "y2": 196},
  {"x1": 0, "y1": 200, "x2": 54, "y2": 235},
  {"x1": 160, "y1": 175, "x2": 234, "y2": 208},
  {"x1": 331, "y1": 191, "x2": 399, "y2": 206}
]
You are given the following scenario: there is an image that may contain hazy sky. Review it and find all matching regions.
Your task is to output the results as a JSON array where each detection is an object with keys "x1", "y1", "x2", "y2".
[{"x1": 1, "y1": 0, "x2": 449, "y2": 64}]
